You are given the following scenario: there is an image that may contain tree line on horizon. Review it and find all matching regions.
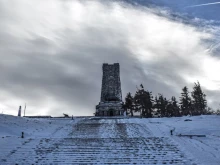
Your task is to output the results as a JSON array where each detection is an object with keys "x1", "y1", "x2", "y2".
[{"x1": 123, "y1": 82, "x2": 213, "y2": 117}]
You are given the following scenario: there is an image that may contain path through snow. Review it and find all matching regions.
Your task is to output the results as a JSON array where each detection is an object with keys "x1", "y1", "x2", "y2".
[{"x1": 0, "y1": 115, "x2": 219, "y2": 164}]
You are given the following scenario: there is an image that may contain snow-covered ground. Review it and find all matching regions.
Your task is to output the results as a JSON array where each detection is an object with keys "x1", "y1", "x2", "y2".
[
  {"x1": 142, "y1": 115, "x2": 220, "y2": 165},
  {"x1": 0, "y1": 114, "x2": 219, "y2": 164}
]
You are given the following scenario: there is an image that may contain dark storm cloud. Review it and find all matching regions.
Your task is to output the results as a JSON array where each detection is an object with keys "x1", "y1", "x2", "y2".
[{"x1": 0, "y1": 0, "x2": 220, "y2": 116}]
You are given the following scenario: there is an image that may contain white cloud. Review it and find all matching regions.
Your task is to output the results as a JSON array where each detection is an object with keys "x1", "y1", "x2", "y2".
[{"x1": 0, "y1": 0, "x2": 220, "y2": 115}]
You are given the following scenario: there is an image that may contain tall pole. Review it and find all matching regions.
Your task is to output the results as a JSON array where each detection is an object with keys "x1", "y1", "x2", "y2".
[{"x1": 24, "y1": 103, "x2": 26, "y2": 117}]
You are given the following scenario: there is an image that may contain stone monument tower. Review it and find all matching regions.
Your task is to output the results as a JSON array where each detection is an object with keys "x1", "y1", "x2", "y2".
[{"x1": 95, "y1": 63, "x2": 124, "y2": 116}]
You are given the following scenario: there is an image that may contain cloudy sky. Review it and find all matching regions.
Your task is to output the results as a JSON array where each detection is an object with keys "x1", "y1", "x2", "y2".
[{"x1": 0, "y1": 0, "x2": 220, "y2": 116}]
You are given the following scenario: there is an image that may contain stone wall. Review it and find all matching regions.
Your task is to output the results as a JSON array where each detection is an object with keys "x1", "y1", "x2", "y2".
[{"x1": 100, "y1": 63, "x2": 122, "y2": 102}]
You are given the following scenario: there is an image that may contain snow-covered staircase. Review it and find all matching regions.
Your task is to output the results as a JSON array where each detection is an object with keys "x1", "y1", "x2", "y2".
[
  {"x1": 1, "y1": 137, "x2": 190, "y2": 164},
  {"x1": 0, "y1": 118, "x2": 193, "y2": 164}
]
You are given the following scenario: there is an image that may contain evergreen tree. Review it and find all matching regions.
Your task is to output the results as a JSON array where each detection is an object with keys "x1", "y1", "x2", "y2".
[
  {"x1": 179, "y1": 86, "x2": 192, "y2": 116},
  {"x1": 206, "y1": 107, "x2": 214, "y2": 115},
  {"x1": 124, "y1": 92, "x2": 134, "y2": 116},
  {"x1": 171, "y1": 96, "x2": 181, "y2": 117},
  {"x1": 216, "y1": 109, "x2": 220, "y2": 115},
  {"x1": 164, "y1": 96, "x2": 181, "y2": 117},
  {"x1": 134, "y1": 85, "x2": 154, "y2": 118},
  {"x1": 156, "y1": 94, "x2": 168, "y2": 117},
  {"x1": 191, "y1": 82, "x2": 207, "y2": 115},
  {"x1": 166, "y1": 100, "x2": 174, "y2": 117},
  {"x1": 153, "y1": 96, "x2": 160, "y2": 117}
]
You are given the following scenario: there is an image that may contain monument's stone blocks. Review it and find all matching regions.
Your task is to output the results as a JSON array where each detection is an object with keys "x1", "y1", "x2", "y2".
[{"x1": 96, "y1": 63, "x2": 124, "y2": 116}]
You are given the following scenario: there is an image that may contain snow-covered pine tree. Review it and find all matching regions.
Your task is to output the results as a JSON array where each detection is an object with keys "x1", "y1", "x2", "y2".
[
  {"x1": 179, "y1": 86, "x2": 192, "y2": 116},
  {"x1": 191, "y1": 81, "x2": 207, "y2": 115}
]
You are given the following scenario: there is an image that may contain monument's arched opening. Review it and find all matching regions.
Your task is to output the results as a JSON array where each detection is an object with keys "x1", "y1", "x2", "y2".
[
  {"x1": 109, "y1": 109, "x2": 114, "y2": 116},
  {"x1": 95, "y1": 63, "x2": 124, "y2": 116}
]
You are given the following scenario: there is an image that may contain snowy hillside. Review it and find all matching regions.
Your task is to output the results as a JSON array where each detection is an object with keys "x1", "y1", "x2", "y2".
[{"x1": 0, "y1": 114, "x2": 219, "y2": 164}]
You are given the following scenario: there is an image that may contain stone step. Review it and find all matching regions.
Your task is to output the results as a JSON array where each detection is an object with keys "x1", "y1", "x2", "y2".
[{"x1": 0, "y1": 137, "x2": 191, "y2": 164}]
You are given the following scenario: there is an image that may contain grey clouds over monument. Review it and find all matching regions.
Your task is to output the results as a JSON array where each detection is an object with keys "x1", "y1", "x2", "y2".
[
  {"x1": 0, "y1": 0, "x2": 220, "y2": 116},
  {"x1": 96, "y1": 63, "x2": 124, "y2": 116}
]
